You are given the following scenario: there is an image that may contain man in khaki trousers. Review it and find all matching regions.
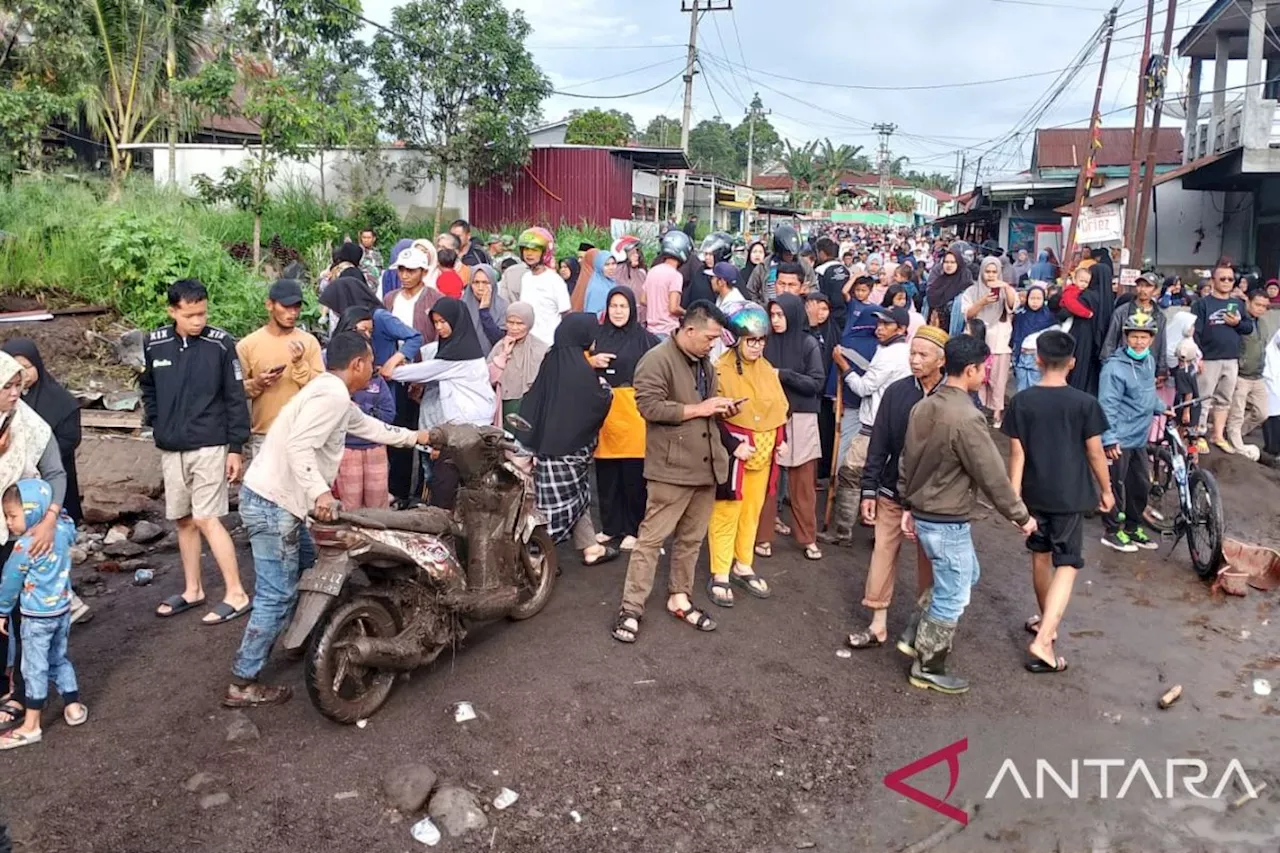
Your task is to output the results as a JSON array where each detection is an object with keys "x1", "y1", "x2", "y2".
[{"x1": 611, "y1": 303, "x2": 738, "y2": 643}]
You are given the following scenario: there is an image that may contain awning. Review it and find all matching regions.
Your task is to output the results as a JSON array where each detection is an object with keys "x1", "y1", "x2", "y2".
[
  {"x1": 934, "y1": 207, "x2": 1001, "y2": 227},
  {"x1": 754, "y1": 204, "x2": 799, "y2": 216}
]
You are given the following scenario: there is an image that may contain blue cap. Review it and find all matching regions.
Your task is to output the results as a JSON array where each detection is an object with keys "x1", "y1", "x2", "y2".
[
  {"x1": 871, "y1": 306, "x2": 910, "y2": 328},
  {"x1": 703, "y1": 261, "x2": 740, "y2": 285}
]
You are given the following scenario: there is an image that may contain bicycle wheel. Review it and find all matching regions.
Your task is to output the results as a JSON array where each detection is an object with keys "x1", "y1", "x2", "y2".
[
  {"x1": 1144, "y1": 445, "x2": 1177, "y2": 533},
  {"x1": 1186, "y1": 469, "x2": 1225, "y2": 580}
]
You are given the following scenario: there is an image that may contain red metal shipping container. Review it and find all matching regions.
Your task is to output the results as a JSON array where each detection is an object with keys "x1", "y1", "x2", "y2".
[{"x1": 469, "y1": 147, "x2": 633, "y2": 231}]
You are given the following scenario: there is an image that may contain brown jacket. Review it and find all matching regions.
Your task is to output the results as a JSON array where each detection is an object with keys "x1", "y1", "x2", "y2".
[
  {"x1": 383, "y1": 286, "x2": 442, "y2": 349},
  {"x1": 633, "y1": 337, "x2": 729, "y2": 487},
  {"x1": 898, "y1": 383, "x2": 1028, "y2": 525}
]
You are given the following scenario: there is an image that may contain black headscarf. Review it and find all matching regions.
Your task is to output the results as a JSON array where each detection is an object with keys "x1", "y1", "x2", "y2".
[
  {"x1": 320, "y1": 272, "x2": 382, "y2": 316},
  {"x1": 431, "y1": 297, "x2": 483, "y2": 362},
  {"x1": 333, "y1": 306, "x2": 373, "y2": 338},
  {"x1": 518, "y1": 313, "x2": 613, "y2": 457},
  {"x1": 1088, "y1": 250, "x2": 1115, "y2": 350},
  {"x1": 1, "y1": 338, "x2": 79, "y2": 449},
  {"x1": 804, "y1": 294, "x2": 838, "y2": 365},
  {"x1": 764, "y1": 293, "x2": 809, "y2": 372},
  {"x1": 333, "y1": 242, "x2": 363, "y2": 267},
  {"x1": 742, "y1": 240, "x2": 766, "y2": 284},
  {"x1": 560, "y1": 258, "x2": 581, "y2": 298},
  {"x1": 593, "y1": 287, "x2": 660, "y2": 387},
  {"x1": 926, "y1": 241, "x2": 973, "y2": 309}
]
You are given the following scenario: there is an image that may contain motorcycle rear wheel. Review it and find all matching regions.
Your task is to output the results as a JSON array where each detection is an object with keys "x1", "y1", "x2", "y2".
[
  {"x1": 508, "y1": 526, "x2": 558, "y2": 621},
  {"x1": 305, "y1": 596, "x2": 400, "y2": 724}
]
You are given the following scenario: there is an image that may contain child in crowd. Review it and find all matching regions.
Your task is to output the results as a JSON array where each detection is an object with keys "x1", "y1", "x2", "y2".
[
  {"x1": 1003, "y1": 331, "x2": 1112, "y2": 674},
  {"x1": 1098, "y1": 312, "x2": 1168, "y2": 553},
  {"x1": 1174, "y1": 324, "x2": 1205, "y2": 450},
  {"x1": 0, "y1": 479, "x2": 85, "y2": 749}
]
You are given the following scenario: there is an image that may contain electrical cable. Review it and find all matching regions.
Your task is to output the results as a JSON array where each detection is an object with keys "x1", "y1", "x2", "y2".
[{"x1": 553, "y1": 56, "x2": 686, "y2": 93}]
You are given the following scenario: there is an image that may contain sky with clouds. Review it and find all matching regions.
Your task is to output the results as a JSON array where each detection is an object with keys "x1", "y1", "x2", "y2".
[{"x1": 362, "y1": 0, "x2": 1227, "y2": 181}]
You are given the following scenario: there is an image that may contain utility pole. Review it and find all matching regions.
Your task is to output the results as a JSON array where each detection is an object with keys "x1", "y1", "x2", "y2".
[
  {"x1": 1123, "y1": 0, "x2": 1157, "y2": 255},
  {"x1": 1132, "y1": 0, "x2": 1178, "y2": 264},
  {"x1": 744, "y1": 92, "x2": 770, "y2": 184},
  {"x1": 957, "y1": 151, "x2": 967, "y2": 194},
  {"x1": 674, "y1": 0, "x2": 731, "y2": 223},
  {"x1": 1065, "y1": 6, "x2": 1120, "y2": 264},
  {"x1": 872, "y1": 122, "x2": 896, "y2": 210}
]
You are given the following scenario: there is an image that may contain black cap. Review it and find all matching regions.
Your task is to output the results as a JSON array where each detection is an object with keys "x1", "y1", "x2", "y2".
[
  {"x1": 268, "y1": 278, "x2": 304, "y2": 306},
  {"x1": 871, "y1": 306, "x2": 910, "y2": 328}
]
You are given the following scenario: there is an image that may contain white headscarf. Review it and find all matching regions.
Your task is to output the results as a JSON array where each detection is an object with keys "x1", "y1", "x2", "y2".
[{"x1": 0, "y1": 351, "x2": 53, "y2": 544}]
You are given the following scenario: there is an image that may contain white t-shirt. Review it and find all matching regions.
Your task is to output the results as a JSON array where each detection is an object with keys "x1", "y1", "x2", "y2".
[
  {"x1": 521, "y1": 268, "x2": 570, "y2": 345},
  {"x1": 390, "y1": 287, "x2": 423, "y2": 329}
]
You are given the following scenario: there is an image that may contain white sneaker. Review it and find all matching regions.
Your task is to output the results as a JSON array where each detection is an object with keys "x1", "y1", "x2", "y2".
[{"x1": 69, "y1": 595, "x2": 92, "y2": 626}]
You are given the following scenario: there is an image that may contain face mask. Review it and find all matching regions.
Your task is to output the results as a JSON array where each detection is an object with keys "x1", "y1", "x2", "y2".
[{"x1": 1125, "y1": 346, "x2": 1150, "y2": 361}]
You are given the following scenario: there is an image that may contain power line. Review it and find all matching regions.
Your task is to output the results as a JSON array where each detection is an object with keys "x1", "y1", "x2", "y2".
[
  {"x1": 553, "y1": 68, "x2": 688, "y2": 100},
  {"x1": 990, "y1": 0, "x2": 1111, "y2": 9}
]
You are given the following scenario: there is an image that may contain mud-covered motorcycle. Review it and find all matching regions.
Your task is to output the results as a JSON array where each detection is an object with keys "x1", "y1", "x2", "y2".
[{"x1": 280, "y1": 422, "x2": 556, "y2": 723}]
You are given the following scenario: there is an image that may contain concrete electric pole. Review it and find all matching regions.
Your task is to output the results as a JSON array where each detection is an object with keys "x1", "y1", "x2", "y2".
[
  {"x1": 873, "y1": 122, "x2": 896, "y2": 210},
  {"x1": 674, "y1": 0, "x2": 731, "y2": 223},
  {"x1": 744, "y1": 93, "x2": 770, "y2": 185}
]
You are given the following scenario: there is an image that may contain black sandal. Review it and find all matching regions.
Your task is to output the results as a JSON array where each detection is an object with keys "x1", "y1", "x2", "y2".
[
  {"x1": 670, "y1": 605, "x2": 716, "y2": 632},
  {"x1": 1025, "y1": 656, "x2": 1068, "y2": 674},
  {"x1": 612, "y1": 612, "x2": 640, "y2": 644},
  {"x1": 0, "y1": 698, "x2": 23, "y2": 730},
  {"x1": 846, "y1": 629, "x2": 886, "y2": 649},
  {"x1": 584, "y1": 545, "x2": 621, "y2": 567},
  {"x1": 1024, "y1": 616, "x2": 1041, "y2": 635},
  {"x1": 730, "y1": 571, "x2": 771, "y2": 599},
  {"x1": 707, "y1": 579, "x2": 734, "y2": 608}
]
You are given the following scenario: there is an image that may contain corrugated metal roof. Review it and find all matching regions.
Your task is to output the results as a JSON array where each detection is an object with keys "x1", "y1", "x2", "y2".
[
  {"x1": 1033, "y1": 128, "x2": 1183, "y2": 170},
  {"x1": 468, "y1": 147, "x2": 632, "y2": 230}
]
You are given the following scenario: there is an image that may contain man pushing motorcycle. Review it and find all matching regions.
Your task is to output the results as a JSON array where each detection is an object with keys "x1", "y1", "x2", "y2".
[{"x1": 224, "y1": 330, "x2": 435, "y2": 708}]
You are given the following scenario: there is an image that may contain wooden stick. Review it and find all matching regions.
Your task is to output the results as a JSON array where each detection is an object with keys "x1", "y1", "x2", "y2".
[{"x1": 824, "y1": 379, "x2": 844, "y2": 528}]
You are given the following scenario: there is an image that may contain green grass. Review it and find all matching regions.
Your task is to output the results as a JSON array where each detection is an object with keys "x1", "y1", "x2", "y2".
[{"x1": 0, "y1": 174, "x2": 647, "y2": 337}]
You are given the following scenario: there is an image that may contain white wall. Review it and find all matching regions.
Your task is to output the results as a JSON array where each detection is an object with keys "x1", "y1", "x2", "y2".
[{"x1": 143, "y1": 145, "x2": 469, "y2": 220}]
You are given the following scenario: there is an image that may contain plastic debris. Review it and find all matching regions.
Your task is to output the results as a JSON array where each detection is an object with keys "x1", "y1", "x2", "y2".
[
  {"x1": 334, "y1": 791, "x2": 358, "y2": 800},
  {"x1": 835, "y1": 649, "x2": 852, "y2": 659},
  {"x1": 132, "y1": 568, "x2": 154, "y2": 586},
  {"x1": 1230, "y1": 780, "x2": 1267, "y2": 811},
  {"x1": 411, "y1": 816, "x2": 441, "y2": 846},
  {"x1": 1253, "y1": 678, "x2": 1272, "y2": 697},
  {"x1": 454, "y1": 702, "x2": 477, "y2": 723},
  {"x1": 493, "y1": 788, "x2": 518, "y2": 810},
  {"x1": 1158, "y1": 685, "x2": 1182, "y2": 709},
  {"x1": 356, "y1": 718, "x2": 368, "y2": 729},
  {"x1": 569, "y1": 810, "x2": 582, "y2": 824}
]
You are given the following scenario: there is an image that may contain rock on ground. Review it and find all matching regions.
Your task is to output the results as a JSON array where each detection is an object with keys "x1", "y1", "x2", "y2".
[
  {"x1": 225, "y1": 712, "x2": 260, "y2": 744},
  {"x1": 199, "y1": 792, "x2": 231, "y2": 810},
  {"x1": 381, "y1": 764, "x2": 438, "y2": 813},
  {"x1": 183, "y1": 772, "x2": 217, "y2": 793},
  {"x1": 427, "y1": 786, "x2": 488, "y2": 837},
  {"x1": 103, "y1": 540, "x2": 145, "y2": 558},
  {"x1": 77, "y1": 436, "x2": 163, "y2": 523},
  {"x1": 130, "y1": 520, "x2": 165, "y2": 543},
  {"x1": 103, "y1": 525, "x2": 129, "y2": 546}
]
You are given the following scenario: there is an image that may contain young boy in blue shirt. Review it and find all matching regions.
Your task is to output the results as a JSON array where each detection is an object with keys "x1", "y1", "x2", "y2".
[{"x1": 0, "y1": 478, "x2": 85, "y2": 749}]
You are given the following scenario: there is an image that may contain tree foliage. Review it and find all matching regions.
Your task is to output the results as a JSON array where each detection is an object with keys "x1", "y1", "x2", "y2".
[
  {"x1": 814, "y1": 138, "x2": 864, "y2": 202},
  {"x1": 565, "y1": 108, "x2": 634, "y2": 146},
  {"x1": 779, "y1": 139, "x2": 817, "y2": 207},
  {"x1": 371, "y1": 0, "x2": 549, "y2": 227},
  {"x1": 730, "y1": 93, "x2": 780, "y2": 179},
  {"x1": 688, "y1": 117, "x2": 734, "y2": 178},
  {"x1": 640, "y1": 115, "x2": 682, "y2": 148}
]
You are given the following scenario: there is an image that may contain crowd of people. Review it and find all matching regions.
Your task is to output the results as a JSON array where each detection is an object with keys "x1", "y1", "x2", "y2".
[{"x1": 1, "y1": 213, "x2": 1279, "y2": 746}]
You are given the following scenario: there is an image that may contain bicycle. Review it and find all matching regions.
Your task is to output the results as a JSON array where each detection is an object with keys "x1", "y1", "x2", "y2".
[{"x1": 1144, "y1": 397, "x2": 1225, "y2": 580}]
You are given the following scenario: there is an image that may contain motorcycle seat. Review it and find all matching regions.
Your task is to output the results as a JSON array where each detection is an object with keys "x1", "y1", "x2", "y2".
[{"x1": 338, "y1": 507, "x2": 455, "y2": 535}]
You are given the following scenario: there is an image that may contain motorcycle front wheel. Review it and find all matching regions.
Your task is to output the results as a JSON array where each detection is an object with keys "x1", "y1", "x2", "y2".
[
  {"x1": 508, "y1": 526, "x2": 559, "y2": 621},
  {"x1": 305, "y1": 596, "x2": 400, "y2": 724}
]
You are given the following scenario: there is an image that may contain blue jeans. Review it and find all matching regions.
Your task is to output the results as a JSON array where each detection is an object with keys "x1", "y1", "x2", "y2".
[
  {"x1": 1014, "y1": 351, "x2": 1041, "y2": 393},
  {"x1": 21, "y1": 612, "x2": 77, "y2": 709},
  {"x1": 914, "y1": 520, "x2": 981, "y2": 624},
  {"x1": 231, "y1": 488, "x2": 315, "y2": 682},
  {"x1": 838, "y1": 405, "x2": 860, "y2": 462}
]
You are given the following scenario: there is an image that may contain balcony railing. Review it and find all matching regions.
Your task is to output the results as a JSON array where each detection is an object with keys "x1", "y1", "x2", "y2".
[{"x1": 1187, "y1": 99, "x2": 1279, "y2": 160}]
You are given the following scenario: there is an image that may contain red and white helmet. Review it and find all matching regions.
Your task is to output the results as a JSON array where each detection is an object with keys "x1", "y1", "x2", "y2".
[{"x1": 611, "y1": 235, "x2": 641, "y2": 262}]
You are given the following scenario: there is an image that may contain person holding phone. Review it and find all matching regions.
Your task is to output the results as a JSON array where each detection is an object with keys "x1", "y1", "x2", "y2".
[
  {"x1": 705, "y1": 303, "x2": 788, "y2": 608},
  {"x1": 959, "y1": 257, "x2": 1018, "y2": 428}
]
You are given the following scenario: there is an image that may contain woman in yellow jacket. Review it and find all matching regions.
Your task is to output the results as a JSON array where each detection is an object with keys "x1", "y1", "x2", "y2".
[
  {"x1": 706, "y1": 302, "x2": 789, "y2": 608},
  {"x1": 593, "y1": 287, "x2": 661, "y2": 551}
]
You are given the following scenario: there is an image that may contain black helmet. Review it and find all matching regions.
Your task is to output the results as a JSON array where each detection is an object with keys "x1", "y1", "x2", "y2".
[
  {"x1": 980, "y1": 239, "x2": 1004, "y2": 258},
  {"x1": 772, "y1": 223, "x2": 800, "y2": 257},
  {"x1": 658, "y1": 229, "x2": 694, "y2": 264},
  {"x1": 698, "y1": 231, "x2": 733, "y2": 265}
]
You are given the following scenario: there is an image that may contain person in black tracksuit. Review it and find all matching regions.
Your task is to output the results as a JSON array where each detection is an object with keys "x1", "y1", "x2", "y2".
[{"x1": 139, "y1": 279, "x2": 254, "y2": 626}]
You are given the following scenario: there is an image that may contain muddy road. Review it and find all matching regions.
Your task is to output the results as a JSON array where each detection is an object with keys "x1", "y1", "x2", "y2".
[{"x1": 3, "y1": 450, "x2": 1278, "y2": 853}]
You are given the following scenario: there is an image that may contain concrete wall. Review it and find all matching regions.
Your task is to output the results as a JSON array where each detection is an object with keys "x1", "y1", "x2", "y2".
[{"x1": 144, "y1": 145, "x2": 470, "y2": 220}]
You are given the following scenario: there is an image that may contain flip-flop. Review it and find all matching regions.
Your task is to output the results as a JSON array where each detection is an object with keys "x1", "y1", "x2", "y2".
[
  {"x1": 0, "y1": 699, "x2": 23, "y2": 731},
  {"x1": 1024, "y1": 616, "x2": 1041, "y2": 636},
  {"x1": 156, "y1": 593, "x2": 206, "y2": 618},
  {"x1": 0, "y1": 729, "x2": 41, "y2": 750},
  {"x1": 774, "y1": 519, "x2": 792, "y2": 536},
  {"x1": 202, "y1": 600, "x2": 252, "y2": 625},
  {"x1": 803, "y1": 545, "x2": 823, "y2": 561},
  {"x1": 754, "y1": 543, "x2": 772, "y2": 559},
  {"x1": 1025, "y1": 656, "x2": 1068, "y2": 674},
  {"x1": 730, "y1": 571, "x2": 771, "y2": 599}
]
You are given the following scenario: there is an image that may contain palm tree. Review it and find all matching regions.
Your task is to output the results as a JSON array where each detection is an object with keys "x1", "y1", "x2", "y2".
[
  {"x1": 84, "y1": 0, "x2": 209, "y2": 195},
  {"x1": 815, "y1": 138, "x2": 863, "y2": 205},
  {"x1": 889, "y1": 154, "x2": 910, "y2": 177},
  {"x1": 780, "y1": 139, "x2": 817, "y2": 208}
]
